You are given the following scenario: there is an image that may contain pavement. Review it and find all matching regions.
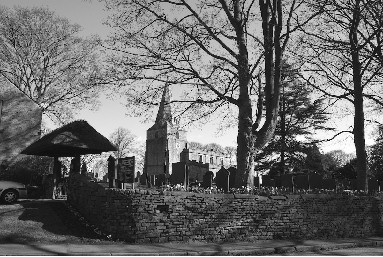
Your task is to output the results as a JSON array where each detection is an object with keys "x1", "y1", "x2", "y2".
[{"x1": 1, "y1": 237, "x2": 383, "y2": 256}]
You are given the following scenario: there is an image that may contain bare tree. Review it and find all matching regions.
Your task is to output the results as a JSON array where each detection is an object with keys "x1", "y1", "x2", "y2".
[
  {"x1": 297, "y1": 0, "x2": 383, "y2": 191},
  {"x1": 0, "y1": 6, "x2": 103, "y2": 123},
  {"x1": 109, "y1": 127, "x2": 137, "y2": 159},
  {"x1": 102, "y1": 0, "x2": 321, "y2": 187}
]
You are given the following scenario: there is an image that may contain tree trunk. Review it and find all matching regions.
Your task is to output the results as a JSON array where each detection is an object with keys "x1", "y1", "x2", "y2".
[
  {"x1": 234, "y1": 0, "x2": 283, "y2": 188},
  {"x1": 236, "y1": 99, "x2": 254, "y2": 188},
  {"x1": 354, "y1": 86, "x2": 368, "y2": 191},
  {"x1": 280, "y1": 88, "x2": 286, "y2": 175},
  {"x1": 350, "y1": 0, "x2": 368, "y2": 191}
]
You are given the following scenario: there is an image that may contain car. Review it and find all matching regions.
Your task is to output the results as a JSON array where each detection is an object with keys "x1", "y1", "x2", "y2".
[{"x1": 0, "y1": 181, "x2": 28, "y2": 204}]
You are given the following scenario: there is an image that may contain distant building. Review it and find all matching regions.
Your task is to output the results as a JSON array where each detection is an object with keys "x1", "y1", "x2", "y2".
[
  {"x1": 0, "y1": 84, "x2": 42, "y2": 168},
  {"x1": 143, "y1": 85, "x2": 236, "y2": 186}
]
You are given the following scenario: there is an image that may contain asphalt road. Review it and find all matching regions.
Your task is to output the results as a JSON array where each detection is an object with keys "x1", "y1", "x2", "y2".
[{"x1": 281, "y1": 246, "x2": 383, "y2": 255}]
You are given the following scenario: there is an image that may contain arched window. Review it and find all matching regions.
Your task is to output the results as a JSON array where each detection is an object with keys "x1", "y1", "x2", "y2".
[
  {"x1": 210, "y1": 156, "x2": 214, "y2": 164},
  {"x1": 176, "y1": 131, "x2": 180, "y2": 139}
]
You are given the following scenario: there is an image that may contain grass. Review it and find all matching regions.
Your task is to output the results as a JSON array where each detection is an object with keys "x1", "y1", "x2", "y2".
[{"x1": 0, "y1": 199, "x2": 123, "y2": 244}]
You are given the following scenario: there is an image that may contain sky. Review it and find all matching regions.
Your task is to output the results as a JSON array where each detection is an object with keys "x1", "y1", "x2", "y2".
[
  {"x1": 0, "y1": 0, "x2": 371, "y2": 154},
  {"x1": 0, "y1": 0, "x2": 239, "y2": 147}
]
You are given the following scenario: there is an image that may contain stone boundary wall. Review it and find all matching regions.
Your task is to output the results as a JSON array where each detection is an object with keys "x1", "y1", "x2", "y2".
[{"x1": 67, "y1": 174, "x2": 383, "y2": 243}]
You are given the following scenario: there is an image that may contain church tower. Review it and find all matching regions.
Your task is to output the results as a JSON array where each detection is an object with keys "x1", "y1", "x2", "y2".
[{"x1": 144, "y1": 84, "x2": 187, "y2": 185}]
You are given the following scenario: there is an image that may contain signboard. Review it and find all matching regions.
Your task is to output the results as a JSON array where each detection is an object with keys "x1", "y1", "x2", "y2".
[{"x1": 118, "y1": 157, "x2": 135, "y2": 183}]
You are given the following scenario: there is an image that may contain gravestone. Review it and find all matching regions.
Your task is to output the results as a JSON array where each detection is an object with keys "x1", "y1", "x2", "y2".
[
  {"x1": 368, "y1": 179, "x2": 379, "y2": 193},
  {"x1": 350, "y1": 179, "x2": 358, "y2": 190},
  {"x1": 337, "y1": 179, "x2": 350, "y2": 190},
  {"x1": 228, "y1": 167, "x2": 237, "y2": 188},
  {"x1": 118, "y1": 157, "x2": 135, "y2": 183},
  {"x1": 262, "y1": 175, "x2": 275, "y2": 187},
  {"x1": 203, "y1": 170, "x2": 214, "y2": 188},
  {"x1": 281, "y1": 174, "x2": 293, "y2": 189},
  {"x1": 294, "y1": 175, "x2": 309, "y2": 190},
  {"x1": 308, "y1": 173, "x2": 322, "y2": 189},
  {"x1": 81, "y1": 162, "x2": 87, "y2": 175},
  {"x1": 216, "y1": 167, "x2": 230, "y2": 192},
  {"x1": 155, "y1": 174, "x2": 166, "y2": 186},
  {"x1": 274, "y1": 175, "x2": 282, "y2": 187},
  {"x1": 136, "y1": 171, "x2": 141, "y2": 183},
  {"x1": 322, "y1": 178, "x2": 336, "y2": 190},
  {"x1": 254, "y1": 176, "x2": 260, "y2": 188},
  {"x1": 70, "y1": 156, "x2": 81, "y2": 174},
  {"x1": 107, "y1": 155, "x2": 115, "y2": 188}
]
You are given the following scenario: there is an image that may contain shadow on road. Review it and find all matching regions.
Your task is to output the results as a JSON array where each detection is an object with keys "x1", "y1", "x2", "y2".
[{"x1": 0, "y1": 199, "x2": 105, "y2": 244}]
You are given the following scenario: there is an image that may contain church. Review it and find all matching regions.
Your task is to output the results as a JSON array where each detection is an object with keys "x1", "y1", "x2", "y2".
[{"x1": 143, "y1": 85, "x2": 236, "y2": 186}]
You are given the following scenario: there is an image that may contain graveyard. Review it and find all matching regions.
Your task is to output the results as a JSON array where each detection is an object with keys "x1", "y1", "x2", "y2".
[
  {"x1": 2, "y1": 78, "x2": 383, "y2": 245},
  {"x1": 2, "y1": 2, "x2": 383, "y2": 253},
  {"x1": 63, "y1": 85, "x2": 383, "y2": 244}
]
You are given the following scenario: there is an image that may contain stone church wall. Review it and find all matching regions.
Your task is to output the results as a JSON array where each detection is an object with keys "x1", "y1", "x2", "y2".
[
  {"x1": 68, "y1": 173, "x2": 383, "y2": 244},
  {"x1": 0, "y1": 85, "x2": 42, "y2": 167}
]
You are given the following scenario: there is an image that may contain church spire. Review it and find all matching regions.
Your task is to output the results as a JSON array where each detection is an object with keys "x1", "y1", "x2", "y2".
[{"x1": 155, "y1": 83, "x2": 172, "y2": 125}]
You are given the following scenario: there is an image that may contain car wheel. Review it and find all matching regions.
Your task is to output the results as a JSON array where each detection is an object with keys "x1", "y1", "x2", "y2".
[{"x1": 1, "y1": 189, "x2": 19, "y2": 204}]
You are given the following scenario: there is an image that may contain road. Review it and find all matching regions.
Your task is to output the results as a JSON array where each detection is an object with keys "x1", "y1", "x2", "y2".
[{"x1": 283, "y1": 246, "x2": 383, "y2": 255}]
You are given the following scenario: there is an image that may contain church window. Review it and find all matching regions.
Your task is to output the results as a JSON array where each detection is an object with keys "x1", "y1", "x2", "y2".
[
  {"x1": 176, "y1": 131, "x2": 179, "y2": 139},
  {"x1": 199, "y1": 155, "x2": 202, "y2": 162},
  {"x1": 210, "y1": 156, "x2": 214, "y2": 164},
  {"x1": 221, "y1": 158, "x2": 224, "y2": 166}
]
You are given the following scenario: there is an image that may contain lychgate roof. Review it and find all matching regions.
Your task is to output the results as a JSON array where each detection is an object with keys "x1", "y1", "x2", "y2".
[{"x1": 21, "y1": 120, "x2": 117, "y2": 157}]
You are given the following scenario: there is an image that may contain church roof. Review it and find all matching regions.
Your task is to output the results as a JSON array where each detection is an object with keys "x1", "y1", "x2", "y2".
[
  {"x1": 149, "y1": 84, "x2": 173, "y2": 130},
  {"x1": 21, "y1": 120, "x2": 117, "y2": 157}
]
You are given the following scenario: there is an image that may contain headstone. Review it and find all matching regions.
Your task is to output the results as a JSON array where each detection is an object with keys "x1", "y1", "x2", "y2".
[
  {"x1": 308, "y1": 173, "x2": 322, "y2": 189},
  {"x1": 136, "y1": 171, "x2": 141, "y2": 183},
  {"x1": 216, "y1": 167, "x2": 230, "y2": 192},
  {"x1": 337, "y1": 179, "x2": 350, "y2": 190},
  {"x1": 228, "y1": 167, "x2": 237, "y2": 188},
  {"x1": 70, "y1": 156, "x2": 81, "y2": 174},
  {"x1": 322, "y1": 178, "x2": 336, "y2": 190},
  {"x1": 350, "y1": 179, "x2": 358, "y2": 190},
  {"x1": 368, "y1": 179, "x2": 379, "y2": 194},
  {"x1": 203, "y1": 170, "x2": 214, "y2": 188},
  {"x1": 281, "y1": 174, "x2": 293, "y2": 189},
  {"x1": 262, "y1": 175, "x2": 275, "y2": 187},
  {"x1": 294, "y1": 175, "x2": 309, "y2": 190},
  {"x1": 155, "y1": 174, "x2": 165, "y2": 186},
  {"x1": 107, "y1": 155, "x2": 115, "y2": 188},
  {"x1": 254, "y1": 176, "x2": 260, "y2": 188},
  {"x1": 274, "y1": 175, "x2": 282, "y2": 187},
  {"x1": 139, "y1": 172, "x2": 147, "y2": 185},
  {"x1": 118, "y1": 156, "x2": 135, "y2": 183},
  {"x1": 81, "y1": 162, "x2": 87, "y2": 175}
]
